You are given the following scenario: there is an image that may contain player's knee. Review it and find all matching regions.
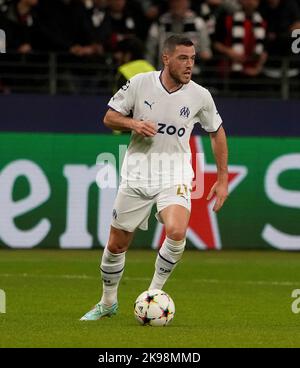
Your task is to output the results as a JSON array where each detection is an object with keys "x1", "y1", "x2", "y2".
[
  {"x1": 166, "y1": 227, "x2": 186, "y2": 241},
  {"x1": 107, "y1": 226, "x2": 132, "y2": 253},
  {"x1": 107, "y1": 241, "x2": 128, "y2": 254}
]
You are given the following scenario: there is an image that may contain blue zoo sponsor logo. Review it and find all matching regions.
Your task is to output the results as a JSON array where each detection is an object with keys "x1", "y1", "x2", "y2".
[
  {"x1": 0, "y1": 30, "x2": 6, "y2": 53},
  {"x1": 157, "y1": 123, "x2": 186, "y2": 137}
]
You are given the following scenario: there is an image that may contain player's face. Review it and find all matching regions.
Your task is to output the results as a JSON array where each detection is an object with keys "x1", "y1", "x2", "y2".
[{"x1": 165, "y1": 45, "x2": 196, "y2": 84}]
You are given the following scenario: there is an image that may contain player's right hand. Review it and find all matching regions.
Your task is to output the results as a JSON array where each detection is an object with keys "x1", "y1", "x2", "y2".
[{"x1": 132, "y1": 120, "x2": 157, "y2": 137}]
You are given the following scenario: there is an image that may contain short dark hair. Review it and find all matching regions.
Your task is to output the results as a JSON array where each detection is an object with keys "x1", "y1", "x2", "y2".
[{"x1": 162, "y1": 35, "x2": 194, "y2": 54}]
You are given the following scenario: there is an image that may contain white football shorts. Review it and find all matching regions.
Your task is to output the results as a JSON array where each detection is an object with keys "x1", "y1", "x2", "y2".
[{"x1": 111, "y1": 184, "x2": 192, "y2": 232}]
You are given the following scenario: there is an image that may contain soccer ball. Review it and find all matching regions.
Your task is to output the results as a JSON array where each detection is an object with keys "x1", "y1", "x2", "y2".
[{"x1": 134, "y1": 289, "x2": 175, "y2": 326}]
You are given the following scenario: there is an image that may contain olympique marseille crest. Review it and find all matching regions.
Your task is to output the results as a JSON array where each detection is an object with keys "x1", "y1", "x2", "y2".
[{"x1": 152, "y1": 136, "x2": 248, "y2": 250}]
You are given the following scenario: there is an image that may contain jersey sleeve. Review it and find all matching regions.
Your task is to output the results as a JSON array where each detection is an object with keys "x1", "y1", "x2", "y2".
[
  {"x1": 196, "y1": 89, "x2": 223, "y2": 133},
  {"x1": 107, "y1": 75, "x2": 139, "y2": 116}
]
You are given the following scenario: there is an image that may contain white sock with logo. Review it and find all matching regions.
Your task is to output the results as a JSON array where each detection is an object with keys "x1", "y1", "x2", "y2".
[
  {"x1": 100, "y1": 247, "x2": 126, "y2": 307},
  {"x1": 149, "y1": 237, "x2": 186, "y2": 290}
]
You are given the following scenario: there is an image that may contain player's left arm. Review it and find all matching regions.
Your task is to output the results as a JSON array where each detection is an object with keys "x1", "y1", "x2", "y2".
[{"x1": 207, "y1": 126, "x2": 229, "y2": 212}]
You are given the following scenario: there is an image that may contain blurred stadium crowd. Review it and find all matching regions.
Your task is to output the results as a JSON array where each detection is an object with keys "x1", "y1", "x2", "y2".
[{"x1": 0, "y1": 0, "x2": 300, "y2": 96}]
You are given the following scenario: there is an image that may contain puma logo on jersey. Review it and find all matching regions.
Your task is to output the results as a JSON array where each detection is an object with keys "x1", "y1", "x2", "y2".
[{"x1": 144, "y1": 100, "x2": 155, "y2": 109}]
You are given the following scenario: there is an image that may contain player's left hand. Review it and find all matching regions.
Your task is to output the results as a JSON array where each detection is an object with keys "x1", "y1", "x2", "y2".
[{"x1": 207, "y1": 181, "x2": 228, "y2": 212}]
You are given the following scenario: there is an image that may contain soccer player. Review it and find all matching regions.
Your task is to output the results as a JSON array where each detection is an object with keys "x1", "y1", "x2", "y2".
[{"x1": 80, "y1": 35, "x2": 228, "y2": 321}]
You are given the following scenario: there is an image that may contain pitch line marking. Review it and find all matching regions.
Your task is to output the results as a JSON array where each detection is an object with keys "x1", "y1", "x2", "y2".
[{"x1": 0, "y1": 273, "x2": 299, "y2": 286}]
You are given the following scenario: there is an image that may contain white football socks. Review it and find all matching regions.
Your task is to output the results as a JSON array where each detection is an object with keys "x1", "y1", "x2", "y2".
[
  {"x1": 100, "y1": 247, "x2": 126, "y2": 307},
  {"x1": 149, "y1": 237, "x2": 186, "y2": 290}
]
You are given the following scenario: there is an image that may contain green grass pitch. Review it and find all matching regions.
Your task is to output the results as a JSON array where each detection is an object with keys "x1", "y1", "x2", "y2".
[{"x1": 0, "y1": 249, "x2": 300, "y2": 348}]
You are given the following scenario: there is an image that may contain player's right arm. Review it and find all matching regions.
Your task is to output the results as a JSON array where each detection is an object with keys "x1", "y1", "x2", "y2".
[
  {"x1": 104, "y1": 74, "x2": 157, "y2": 137},
  {"x1": 104, "y1": 109, "x2": 157, "y2": 137}
]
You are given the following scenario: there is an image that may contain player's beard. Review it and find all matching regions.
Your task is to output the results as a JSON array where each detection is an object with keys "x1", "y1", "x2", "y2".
[{"x1": 168, "y1": 64, "x2": 191, "y2": 85}]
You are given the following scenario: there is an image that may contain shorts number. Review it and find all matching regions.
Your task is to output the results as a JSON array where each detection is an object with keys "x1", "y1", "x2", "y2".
[{"x1": 177, "y1": 184, "x2": 189, "y2": 196}]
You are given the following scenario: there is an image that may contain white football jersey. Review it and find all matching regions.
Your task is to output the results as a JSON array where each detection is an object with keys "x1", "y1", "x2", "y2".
[{"x1": 108, "y1": 71, "x2": 222, "y2": 188}]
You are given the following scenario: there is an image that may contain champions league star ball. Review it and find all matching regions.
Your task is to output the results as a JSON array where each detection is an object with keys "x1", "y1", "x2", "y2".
[{"x1": 134, "y1": 289, "x2": 175, "y2": 326}]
